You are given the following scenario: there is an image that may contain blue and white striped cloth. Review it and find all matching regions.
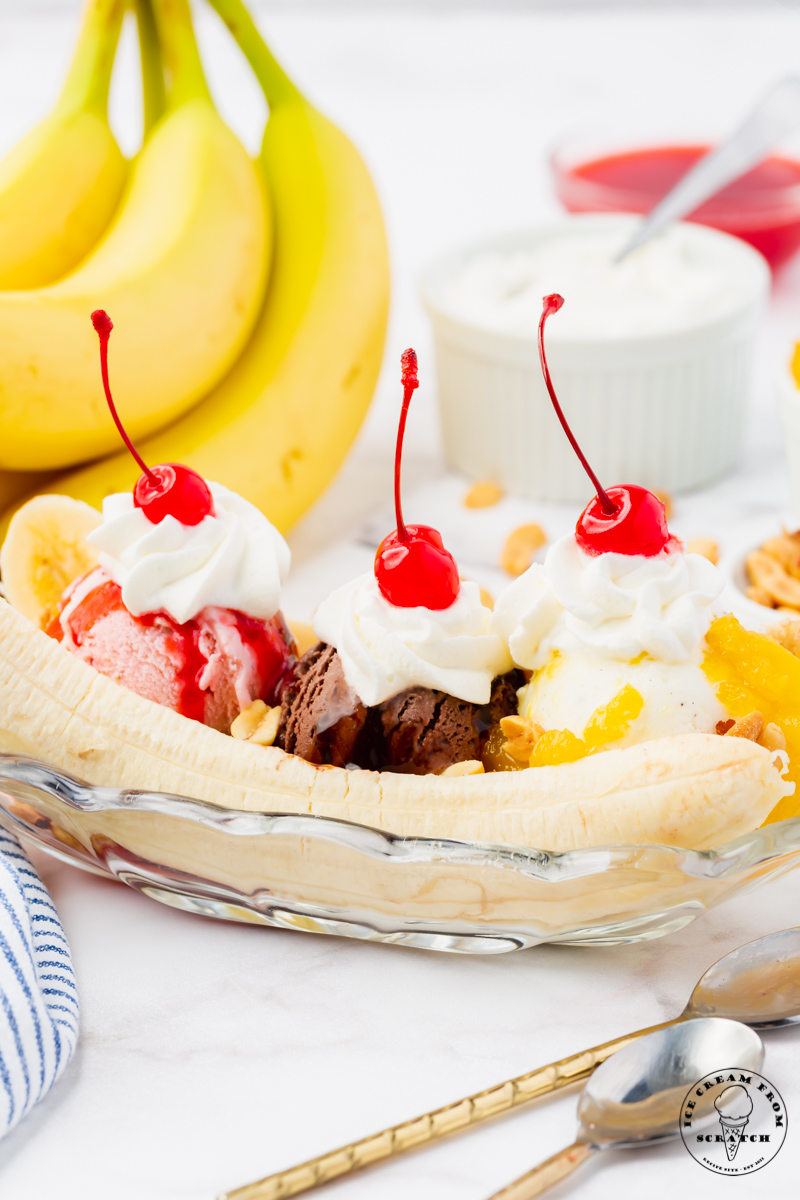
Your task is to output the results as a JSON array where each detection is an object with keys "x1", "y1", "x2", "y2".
[{"x1": 0, "y1": 828, "x2": 79, "y2": 1138}]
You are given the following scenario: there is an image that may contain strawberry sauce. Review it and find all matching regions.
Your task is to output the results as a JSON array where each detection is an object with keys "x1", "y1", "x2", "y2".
[
  {"x1": 555, "y1": 144, "x2": 800, "y2": 269},
  {"x1": 50, "y1": 574, "x2": 295, "y2": 726}
]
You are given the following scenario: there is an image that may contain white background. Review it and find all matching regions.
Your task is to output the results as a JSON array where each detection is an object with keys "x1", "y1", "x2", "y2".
[{"x1": 0, "y1": 3, "x2": 800, "y2": 1199}]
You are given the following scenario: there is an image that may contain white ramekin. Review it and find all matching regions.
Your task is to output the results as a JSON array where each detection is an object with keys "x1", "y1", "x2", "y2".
[
  {"x1": 777, "y1": 356, "x2": 800, "y2": 523},
  {"x1": 421, "y1": 215, "x2": 770, "y2": 503}
]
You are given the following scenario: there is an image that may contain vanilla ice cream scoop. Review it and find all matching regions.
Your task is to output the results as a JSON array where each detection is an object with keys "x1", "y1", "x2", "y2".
[{"x1": 493, "y1": 533, "x2": 728, "y2": 747}]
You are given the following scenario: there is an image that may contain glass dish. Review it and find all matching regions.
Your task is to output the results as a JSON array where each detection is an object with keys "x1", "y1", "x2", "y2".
[{"x1": 1, "y1": 753, "x2": 799, "y2": 954}]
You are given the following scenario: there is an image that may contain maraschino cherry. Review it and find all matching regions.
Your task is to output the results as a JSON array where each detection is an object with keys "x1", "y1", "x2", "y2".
[
  {"x1": 374, "y1": 349, "x2": 460, "y2": 609},
  {"x1": 539, "y1": 294, "x2": 679, "y2": 558},
  {"x1": 91, "y1": 310, "x2": 214, "y2": 526}
]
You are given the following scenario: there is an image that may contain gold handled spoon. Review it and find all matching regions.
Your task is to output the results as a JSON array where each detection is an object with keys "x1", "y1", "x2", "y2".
[
  {"x1": 486, "y1": 1017, "x2": 763, "y2": 1199},
  {"x1": 219, "y1": 927, "x2": 800, "y2": 1200}
]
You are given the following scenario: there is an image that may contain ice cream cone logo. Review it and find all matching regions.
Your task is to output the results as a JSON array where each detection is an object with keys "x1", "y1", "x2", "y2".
[
  {"x1": 715, "y1": 1085, "x2": 753, "y2": 1161},
  {"x1": 680, "y1": 1068, "x2": 787, "y2": 1176}
]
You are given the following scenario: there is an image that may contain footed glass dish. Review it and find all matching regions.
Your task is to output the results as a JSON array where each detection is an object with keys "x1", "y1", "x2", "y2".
[{"x1": 0, "y1": 753, "x2": 799, "y2": 953}]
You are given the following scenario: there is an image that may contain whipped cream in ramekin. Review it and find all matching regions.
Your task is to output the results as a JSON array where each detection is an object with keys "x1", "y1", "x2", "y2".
[
  {"x1": 313, "y1": 575, "x2": 512, "y2": 707},
  {"x1": 439, "y1": 224, "x2": 759, "y2": 340},
  {"x1": 87, "y1": 483, "x2": 290, "y2": 625},
  {"x1": 492, "y1": 534, "x2": 727, "y2": 745}
]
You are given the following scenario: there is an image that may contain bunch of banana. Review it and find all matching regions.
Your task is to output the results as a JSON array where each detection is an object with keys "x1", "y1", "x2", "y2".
[
  {"x1": 0, "y1": 0, "x2": 268, "y2": 472},
  {"x1": 0, "y1": 0, "x2": 162, "y2": 515},
  {"x1": 0, "y1": 0, "x2": 389, "y2": 538}
]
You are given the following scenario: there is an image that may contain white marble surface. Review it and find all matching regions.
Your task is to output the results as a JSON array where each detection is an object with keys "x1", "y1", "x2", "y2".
[{"x1": 2, "y1": 5, "x2": 800, "y2": 1199}]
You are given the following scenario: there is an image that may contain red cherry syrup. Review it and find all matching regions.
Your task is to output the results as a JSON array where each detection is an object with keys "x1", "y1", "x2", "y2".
[
  {"x1": 49, "y1": 572, "x2": 295, "y2": 724},
  {"x1": 538, "y1": 294, "x2": 678, "y2": 557},
  {"x1": 91, "y1": 309, "x2": 214, "y2": 526},
  {"x1": 375, "y1": 349, "x2": 460, "y2": 609},
  {"x1": 555, "y1": 144, "x2": 800, "y2": 270}
]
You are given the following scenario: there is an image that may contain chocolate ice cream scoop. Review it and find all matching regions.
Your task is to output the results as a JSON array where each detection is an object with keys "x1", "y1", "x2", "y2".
[
  {"x1": 276, "y1": 643, "x2": 373, "y2": 768},
  {"x1": 278, "y1": 642, "x2": 521, "y2": 775},
  {"x1": 378, "y1": 670, "x2": 523, "y2": 775}
]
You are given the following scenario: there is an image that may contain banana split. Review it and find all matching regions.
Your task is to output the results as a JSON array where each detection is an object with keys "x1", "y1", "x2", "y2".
[{"x1": 0, "y1": 305, "x2": 794, "y2": 852}]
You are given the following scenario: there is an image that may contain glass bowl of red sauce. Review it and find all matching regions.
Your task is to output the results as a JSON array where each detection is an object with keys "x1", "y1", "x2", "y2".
[{"x1": 552, "y1": 139, "x2": 800, "y2": 270}]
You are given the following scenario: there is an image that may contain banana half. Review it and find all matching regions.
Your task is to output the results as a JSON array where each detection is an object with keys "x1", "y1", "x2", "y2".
[{"x1": 0, "y1": 499, "x2": 791, "y2": 853}]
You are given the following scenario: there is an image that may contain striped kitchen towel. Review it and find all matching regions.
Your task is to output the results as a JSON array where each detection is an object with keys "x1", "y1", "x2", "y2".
[{"x1": 0, "y1": 827, "x2": 79, "y2": 1138}]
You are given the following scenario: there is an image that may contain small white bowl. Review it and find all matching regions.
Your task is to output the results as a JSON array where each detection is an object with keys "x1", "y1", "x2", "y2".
[
  {"x1": 716, "y1": 514, "x2": 792, "y2": 632},
  {"x1": 422, "y1": 215, "x2": 770, "y2": 503}
]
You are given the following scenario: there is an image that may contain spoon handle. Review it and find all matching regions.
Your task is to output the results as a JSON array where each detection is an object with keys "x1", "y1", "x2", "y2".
[
  {"x1": 218, "y1": 1021, "x2": 673, "y2": 1200},
  {"x1": 485, "y1": 1140, "x2": 594, "y2": 1200}
]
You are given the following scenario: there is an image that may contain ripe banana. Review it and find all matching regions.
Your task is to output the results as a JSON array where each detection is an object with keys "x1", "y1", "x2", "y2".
[
  {"x1": 0, "y1": 496, "x2": 100, "y2": 627},
  {"x1": 0, "y1": 594, "x2": 787, "y2": 851},
  {"x1": 0, "y1": 0, "x2": 128, "y2": 290},
  {"x1": 27, "y1": 0, "x2": 389, "y2": 532},
  {"x1": 0, "y1": 0, "x2": 269, "y2": 472}
]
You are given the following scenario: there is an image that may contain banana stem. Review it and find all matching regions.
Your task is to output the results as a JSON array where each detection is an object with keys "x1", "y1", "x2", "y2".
[
  {"x1": 150, "y1": 0, "x2": 211, "y2": 107},
  {"x1": 206, "y1": 0, "x2": 301, "y2": 109},
  {"x1": 57, "y1": 0, "x2": 126, "y2": 116},
  {"x1": 135, "y1": 0, "x2": 166, "y2": 135}
]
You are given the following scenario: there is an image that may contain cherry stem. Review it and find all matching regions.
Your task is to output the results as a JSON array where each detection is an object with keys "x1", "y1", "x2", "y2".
[
  {"x1": 394, "y1": 348, "x2": 419, "y2": 543},
  {"x1": 91, "y1": 309, "x2": 156, "y2": 484},
  {"x1": 538, "y1": 294, "x2": 616, "y2": 517}
]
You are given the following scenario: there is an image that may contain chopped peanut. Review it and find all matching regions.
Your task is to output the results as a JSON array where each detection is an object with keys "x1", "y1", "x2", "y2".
[
  {"x1": 769, "y1": 619, "x2": 800, "y2": 657},
  {"x1": 500, "y1": 715, "x2": 530, "y2": 739},
  {"x1": 248, "y1": 705, "x2": 282, "y2": 747},
  {"x1": 501, "y1": 523, "x2": 547, "y2": 576},
  {"x1": 231, "y1": 700, "x2": 269, "y2": 740},
  {"x1": 716, "y1": 718, "x2": 735, "y2": 735},
  {"x1": 440, "y1": 759, "x2": 485, "y2": 777},
  {"x1": 464, "y1": 480, "x2": 504, "y2": 509},
  {"x1": 723, "y1": 711, "x2": 764, "y2": 743},
  {"x1": 686, "y1": 537, "x2": 719, "y2": 565},
  {"x1": 761, "y1": 533, "x2": 800, "y2": 581},
  {"x1": 747, "y1": 550, "x2": 800, "y2": 609},
  {"x1": 746, "y1": 585, "x2": 776, "y2": 608},
  {"x1": 653, "y1": 490, "x2": 673, "y2": 519},
  {"x1": 504, "y1": 738, "x2": 535, "y2": 762},
  {"x1": 759, "y1": 722, "x2": 787, "y2": 752},
  {"x1": 499, "y1": 714, "x2": 544, "y2": 762}
]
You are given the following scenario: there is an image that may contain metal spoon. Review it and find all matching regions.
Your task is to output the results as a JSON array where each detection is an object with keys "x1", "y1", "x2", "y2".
[
  {"x1": 219, "y1": 928, "x2": 800, "y2": 1200},
  {"x1": 486, "y1": 1017, "x2": 764, "y2": 1200},
  {"x1": 616, "y1": 74, "x2": 800, "y2": 262}
]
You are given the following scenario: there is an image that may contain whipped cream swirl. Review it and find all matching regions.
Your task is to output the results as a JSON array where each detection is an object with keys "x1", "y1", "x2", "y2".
[
  {"x1": 313, "y1": 575, "x2": 512, "y2": 707},
  {"x1": 87, "y1": 483, "x2": 290, "y2": 625},
  {"x1": 492, "y1": 534, "x2": 723, "y2": 668}
]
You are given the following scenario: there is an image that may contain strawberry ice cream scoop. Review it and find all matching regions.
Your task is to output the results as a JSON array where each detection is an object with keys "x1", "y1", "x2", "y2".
[{"x1": 49, "y1": 568, "x2": 296, "y2": 732}]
